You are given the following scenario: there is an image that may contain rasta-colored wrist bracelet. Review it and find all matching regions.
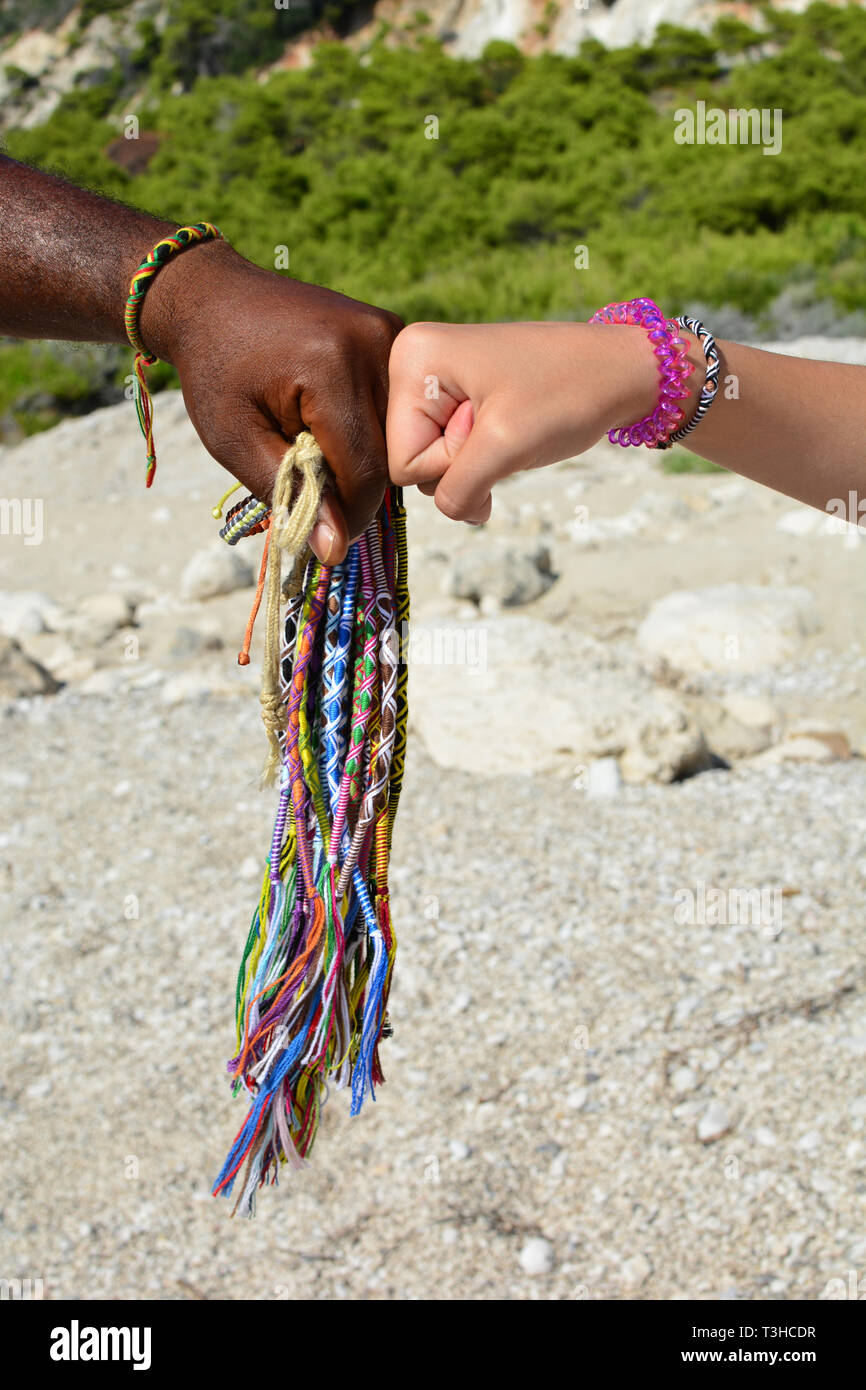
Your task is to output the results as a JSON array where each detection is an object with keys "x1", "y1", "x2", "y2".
[
  {"x1": 124, "y1": 222, "x2": 224, "y2": 487},
  {"x1": 652, "y1": 315, "x2": 720, "y2": 450}
]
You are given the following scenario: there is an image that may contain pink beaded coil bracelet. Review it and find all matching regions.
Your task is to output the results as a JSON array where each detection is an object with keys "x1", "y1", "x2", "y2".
[{"x1": 589, "y1": 297, "x2": 695, "y2": 448}]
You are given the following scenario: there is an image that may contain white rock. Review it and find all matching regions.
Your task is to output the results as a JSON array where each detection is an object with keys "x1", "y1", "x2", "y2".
[
  {"x1": 720, "y1": 694, "x2": 778, "y2": 730},
  {"x1": 673, "y1": 994, "x2": 701, "y2": 1025},
  {"x1": 797, "y1": 1130, "x2": 822, "y2": 1152},
  {"x1": 674, "y1": 1099, "x2": 704, "y2": 1121},
  {"x1": 443, "y1": 537, "x2": 554, "y2": 607},
  {"x1": 567, "y1": 490, "x2": 691, "y2": 547},
  {"x1": 160, "y1": 670, "x2": 251, "y2": 704},
  {"x1": 72, "y1": 592, "x2": 134, "y2": 643},
  {"x1": 697, "y1": 700, "x2": 772, "y2": 760},
  {"x1": 1, "y1": 768, "x2": 31, "y2": 789},
  {"x1": 0, "y1": 635, "x2": 59, "y2": 699},
  {"x1": 671, "y1": 1066, "x2": 698, "y2": 1096},
  {"x1": 409, "y1": 616, "x2": 710, "y2": 782},
  {"x1": 449, "y1": 1140, "x2": 470, "y2": 1161},
  {"x1": 0, "y1": 590, "x2": 63, "y2": 639},
  {"x1": 754, "y1": 1126, "x2": 777, "y2": 1148},
  {"x1": 587, "y1": 757, "x2": 621, "y2": 798},
  {"x1": 707, "y1": 478, "x2": 747, "y2": 506},
  {"x1": 637, "y1": 584, "x2": 820, "y2": 673},
  {"x1": 620, "y1": 1253, "x2": 652, "y2": 1289},
  {"x1": 751, "y1": 733, "x2": 848, "y2": 767},
  {"x1": 697, "y1": 1100, "x2": 733, "y2": 1143},
  {"x1": 566, "y1": 1086, "x2": 588, "y2": 1111},
  {"x1": 777, "y1": 506, "x2": 861, "y2": 541},
  {"x1": 25, "y1": 1077, "x2": 53, "y2": 1101},
  {"x1": 19, "y1": 636, "x2": 79, "y2": 683},
  {"x1": 810, "y1": 1171, "x2": 836, "y2": 1195},
  {"x1": 785, "y1": 724, "x2": 850, "y2": 758},
  {"x1": 179, "y1": 544, "x2": 255, "y2": 602},
  {"x1": 776, "y1": 508, "x2": 824, "y2": 536},
  {"x1": 239, "y1": 856, "x2": 260, "y2": 881},
  {"x1": 618, "y1": 688, "x2": 711, "y2": 783},
  {"x1": 79, "y1": 667, "x2": 135, "y2": 697},
  {"x1": 549, "y1": 1152, "x2": 567, "y2": 1179},
  {"x1": 519, "y1": 1238, "x2": 555, "y2": 1275}
]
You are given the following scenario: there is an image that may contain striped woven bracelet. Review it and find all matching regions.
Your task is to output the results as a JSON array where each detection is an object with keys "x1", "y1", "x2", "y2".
[
  {"x1": 124, "y1": 222, "x2": 224, "y2": 487},
  {"x1": 653, "y1": 315, "x2": 721, "y2": 450},
  {"x1": 219, "y1": 494, "x2": 271, "y2": 545}
]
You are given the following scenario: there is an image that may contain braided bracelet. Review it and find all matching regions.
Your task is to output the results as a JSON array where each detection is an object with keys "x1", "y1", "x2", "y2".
[
  {"x1": 219, "y1": 494, "x2": 271, "y2": 545},
  {"x1": 653, "y1": 315, "x2": 720, "y2": 450},
  {"x1": 124, "y1": 222, "x2": 224, "y2": 487},
  {"x1": 588, "y1": 297, "x2": 694, "y2": 448}
]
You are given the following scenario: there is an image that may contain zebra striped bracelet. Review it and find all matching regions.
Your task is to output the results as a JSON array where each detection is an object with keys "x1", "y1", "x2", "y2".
[{"x1": 653, "y1": 315, "x2": 721, "y2": 450}]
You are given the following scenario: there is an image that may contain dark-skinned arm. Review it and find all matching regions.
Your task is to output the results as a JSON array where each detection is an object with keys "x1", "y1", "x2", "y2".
[{"x1": 0, "y1": 154, "x2": 403, "y2": 561}]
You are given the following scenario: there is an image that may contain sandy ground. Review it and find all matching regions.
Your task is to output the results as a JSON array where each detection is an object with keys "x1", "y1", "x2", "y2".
[{"x1": 0, "y1": 363, "x2": 864, "y2": 1301}]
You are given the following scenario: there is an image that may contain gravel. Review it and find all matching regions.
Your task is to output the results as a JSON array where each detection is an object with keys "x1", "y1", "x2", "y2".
[{"x1": 1, "y1": 688, "x2": 864, "y2": 1301}]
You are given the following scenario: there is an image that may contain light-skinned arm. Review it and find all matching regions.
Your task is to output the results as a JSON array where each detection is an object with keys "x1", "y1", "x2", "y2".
[{"x1": 386, "y1": 320, "x2": 865, "y2": 524}]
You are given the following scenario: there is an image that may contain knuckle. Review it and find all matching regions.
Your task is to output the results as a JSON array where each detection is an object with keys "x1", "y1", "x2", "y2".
[
  {"x1": 388, "y1": 321, "x2": 431, "y2": 374},
  {"x1": 484, "y1": 414, "x2": 521, "y2": 459},
  {"x1": 304, "y1": 328, "x2": 344, "y2": 375},
  {"x1": 363, "y1": 307, "x2": 403, "y2": 356}
]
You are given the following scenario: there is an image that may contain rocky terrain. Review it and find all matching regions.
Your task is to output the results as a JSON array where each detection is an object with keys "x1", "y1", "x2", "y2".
[
  {"x1": 0, "y1": 1, "x2": 839, "y2": 133},
  {"x1": 0, "y1": 340, "x2": 864, "y2": 1300}
]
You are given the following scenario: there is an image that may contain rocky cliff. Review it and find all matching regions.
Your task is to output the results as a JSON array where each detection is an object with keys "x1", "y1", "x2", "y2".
[{"x1": 0, "y1": 1, "x2": 849, "y2": 132}]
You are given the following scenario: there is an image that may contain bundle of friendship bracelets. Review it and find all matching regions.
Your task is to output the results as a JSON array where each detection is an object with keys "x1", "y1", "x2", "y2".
[
  {"x1": 126, "y1": 228, "x2": 410, "y2": 1215},
  {"x1": 212, "y1": 443, "x2": 410, "y2": 1215}
]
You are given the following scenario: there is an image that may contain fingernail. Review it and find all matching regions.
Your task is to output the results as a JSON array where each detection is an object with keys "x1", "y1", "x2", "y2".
[{"x1": 310, "y1": 521, "x2": 336, "y2": 563}]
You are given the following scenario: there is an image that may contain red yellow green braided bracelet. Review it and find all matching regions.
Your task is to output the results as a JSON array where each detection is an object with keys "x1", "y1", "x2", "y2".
[{"x1": 124, "y1": 221, "x2": 224, "y2": 487}]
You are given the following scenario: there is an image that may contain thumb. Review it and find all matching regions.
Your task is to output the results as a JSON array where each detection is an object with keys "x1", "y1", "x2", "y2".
[{"x1": 432, "y1": 409, "x2": 519, "y2": 523}]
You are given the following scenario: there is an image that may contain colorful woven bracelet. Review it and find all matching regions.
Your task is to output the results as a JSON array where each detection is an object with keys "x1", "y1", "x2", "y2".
[
  {"x1": 124, "y1": 221, "x2": 224, "y2": 487},
  {"x1": 219, "y1": 494, "x2": 271, "y2": 545},
  {"x1": 588, "y1": 297, "x2": 695, "y2": 448},
  {"x1": 653, "y1": 315, "x2": 720, "y2": 450}
]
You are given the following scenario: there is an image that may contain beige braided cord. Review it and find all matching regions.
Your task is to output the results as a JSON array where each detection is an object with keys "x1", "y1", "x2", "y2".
[{"x1": 260, "y1": 431, "x2": 327, "y2": 786}]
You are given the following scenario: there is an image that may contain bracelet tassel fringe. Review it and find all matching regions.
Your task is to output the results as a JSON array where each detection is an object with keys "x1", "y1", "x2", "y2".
[{"x1": 213, "y1": 445, "x2": 409, "y2": 1216}]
